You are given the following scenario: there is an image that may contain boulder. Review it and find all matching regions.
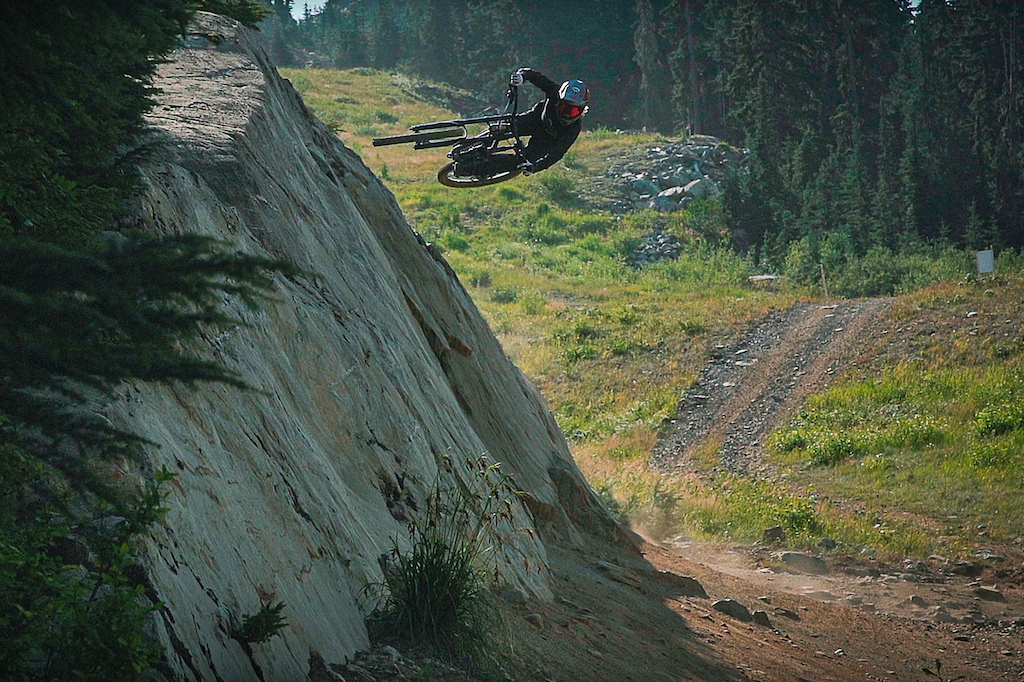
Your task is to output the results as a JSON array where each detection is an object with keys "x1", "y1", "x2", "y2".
[
  {"x1": 712, "y1": 599, "x2": 753, "y2": 622},
  {"x1": 683, "y1": 177, "x2": 720, "y2": 199},
  {"x1": 781, "y1": 552, "x2": 828, "y2": 575},
  {"x1": 762, "y1": 525, "x2": 786, "y2": 545},
  {"x1": 656, "y1": 571, "x2": 708, "y2": 598},
  {"x1": 657, "y1": 186, "x2": 689, "y2": 201}
]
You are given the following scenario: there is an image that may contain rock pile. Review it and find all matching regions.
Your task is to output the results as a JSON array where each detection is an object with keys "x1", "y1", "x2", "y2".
[
  {"x1": 610, "y1": 135, "x2": 747, "y2": 213},
  {"x1": 625, "y1": 229, "x2": 682, "y2": 268}
]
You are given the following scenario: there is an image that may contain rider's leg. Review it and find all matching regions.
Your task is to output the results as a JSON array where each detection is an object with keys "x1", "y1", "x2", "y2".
[{"x1": 474, "y1": 153, "x2": 521, "y2": 177}]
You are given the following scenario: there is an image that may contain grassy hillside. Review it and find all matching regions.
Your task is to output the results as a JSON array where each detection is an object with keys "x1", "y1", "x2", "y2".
[{"x1": 284, "y1": 67, "x2": 1024, "y2": 563}]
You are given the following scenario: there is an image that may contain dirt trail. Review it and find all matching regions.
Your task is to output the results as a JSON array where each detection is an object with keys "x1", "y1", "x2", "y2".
[{"x1": 651, "y1": 298, "x2": 891, "y2": 476}]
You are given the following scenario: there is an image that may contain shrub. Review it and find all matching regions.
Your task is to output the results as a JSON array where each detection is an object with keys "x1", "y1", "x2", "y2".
[
  {"x1": 234, "y1": 602, "x2": 288, "y2": 645},
  {"x1": 490, "y1": 287, "x2": 518, "y2": 303},
  {"x1": 809, "y1": 434, "x2": 866, "y2": 466},
  {"x1": 466, "y1": 269, "x2": 492, "y2": 288},
  {"x1": 366, "y1": 455, "x2": 521, "y2": 662},
  {"x1": 769, "y1": 428, "x2": 810, "y2": 453},
  {"x1": 519, "y1": 291, "x2": 547, "y2": 315},
  {"x1": 439, "y1": 231, "x2": 469, "y2": 252},
  {"x1": 974, "y1": 401, "x2": 1024, "y2": 436}
]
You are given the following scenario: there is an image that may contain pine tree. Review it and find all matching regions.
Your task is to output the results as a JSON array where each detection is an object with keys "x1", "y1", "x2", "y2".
[
  {"x1": 0, "y1": 3, "x2": 298, "y2": 676},
  {"x1": 633, "y1": 0, "x2": 669, "y2": 131}
]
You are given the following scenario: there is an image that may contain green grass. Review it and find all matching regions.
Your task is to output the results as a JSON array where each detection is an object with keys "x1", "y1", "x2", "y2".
[
  {"x1": 285, "y1": 67, "x2": 1024, "y2": 563},
  {"x1": 760, "y1": 276, "x2": 1024, "y2": 557}
]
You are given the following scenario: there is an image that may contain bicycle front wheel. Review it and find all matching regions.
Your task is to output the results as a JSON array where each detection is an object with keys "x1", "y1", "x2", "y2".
[{"x1": 436, "y1": 163, "x2": 522, "y2": 188}]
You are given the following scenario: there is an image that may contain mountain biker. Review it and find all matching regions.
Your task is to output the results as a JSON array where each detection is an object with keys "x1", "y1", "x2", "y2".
[{"x1": 489, "y1": 68, "x2": 590, "y2": 177}]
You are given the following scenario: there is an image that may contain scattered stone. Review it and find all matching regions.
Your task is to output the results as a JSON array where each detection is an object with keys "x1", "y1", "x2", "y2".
[
  {"x1": 817, "y1": 537, "x2": 837, "y2": 552},
  {"x1": 844, "y1": 567, "x2": 874, "y2": 577},
  {"x1": 655, "y1": 571, "x2": 709, "y2": 598},
  {"x1": 974, "y1": 549, "x2": 1006, "y2": 562},
  {"x1": 712, "y1": 598, "x2": 753, "y2": 622},
  {"x1": 624, "y1": 229, "x2": 683, "y2": 267},
  {"x1": 607, "y1": 137, "x2": 746, "y2": 215},
  {"x1": 776, "y1": 608, "x2": 801, "y2": 620},
  {"x1": 952, "y1": 560, "x2": 983, "y2": 576},
  {"x1": 908, "y1": 595, "x2": 928, "y2": 607},
  {"x1": 763, "y1": 525, "x2": 787, "y2": 546},
  {"x1": 975, "y1": 586, "x2": 1007, "y2": 602},
  {"x1": 752, "y1": 610, "x2": 772, "y2": 627},
  {"x1": 781, "y1": 552, "x2": 828, "y2": 575},
  {"x1": 525, "y1": 613, "x2": 545, "y2": 629},
  {"x1": 802, "y1": 589, "x2": 839, "y2": 602}
]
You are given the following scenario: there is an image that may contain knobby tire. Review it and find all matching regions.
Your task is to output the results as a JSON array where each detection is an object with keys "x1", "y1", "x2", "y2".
[{"x1": 436, "y1": 163, "x2": 522, "y2": 188}]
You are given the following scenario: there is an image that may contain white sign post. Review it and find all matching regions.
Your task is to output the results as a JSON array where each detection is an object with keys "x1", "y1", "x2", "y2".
[{"x1": 977, "y1": 249, "x2": 995, "y2": 275}]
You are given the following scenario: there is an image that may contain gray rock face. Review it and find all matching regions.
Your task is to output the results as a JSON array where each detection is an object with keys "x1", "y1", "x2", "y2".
[{"x1": 109, "y1": 13, "x2": 611, "y2": 681}]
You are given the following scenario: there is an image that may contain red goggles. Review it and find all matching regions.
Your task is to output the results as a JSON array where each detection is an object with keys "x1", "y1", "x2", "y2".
[{"x1": 558, "y1": 101, "x2": 584, "y2": 120}]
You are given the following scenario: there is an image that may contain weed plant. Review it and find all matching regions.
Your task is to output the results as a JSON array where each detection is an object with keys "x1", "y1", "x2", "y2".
[
  {"x1": 367, "y1": 455, "x2": 522, "y2": 664},
  {"x1": 234, "y1": 602, "x2": 288, "y2": 645}
]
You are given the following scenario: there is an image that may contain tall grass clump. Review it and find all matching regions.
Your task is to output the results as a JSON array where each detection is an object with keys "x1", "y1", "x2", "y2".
[{"x1": 366, "y1": 455, "x2": 522, "y2": 663}]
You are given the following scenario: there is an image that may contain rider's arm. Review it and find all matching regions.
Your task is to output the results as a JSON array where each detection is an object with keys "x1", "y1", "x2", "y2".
[{"x1": 516, "y1": 68, "x2": 560, "y2": 99}]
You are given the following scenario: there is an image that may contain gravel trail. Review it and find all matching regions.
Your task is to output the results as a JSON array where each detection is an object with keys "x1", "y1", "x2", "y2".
[{"x1": 651, "y1": 298, "x2": 891, "y2": 476}]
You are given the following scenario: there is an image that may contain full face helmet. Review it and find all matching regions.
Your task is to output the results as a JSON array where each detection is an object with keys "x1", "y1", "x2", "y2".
[{"x1": 556, "y1": 79, "x2": 590, "y2": 123}]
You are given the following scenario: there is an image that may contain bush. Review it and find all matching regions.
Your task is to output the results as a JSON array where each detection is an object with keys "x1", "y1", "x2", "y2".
[
  {"x1": 234, "y1": 602, "x2": 288, "y2": 645},
  {"x1": 809, "y1": 434, "x2": 866, "y2": 466},
  {"x1": 974, "y1": 401, "x2": 1024, "y2": 436},
  {"x1": 490, "y1": 287, "x2": 518, "y2": 303},
  {"x1": 769, "y1": 428, "x2": 810, "y2": 453},
  {"x1": 367, "y1": 455, "x2": 520, "y2": 662}
]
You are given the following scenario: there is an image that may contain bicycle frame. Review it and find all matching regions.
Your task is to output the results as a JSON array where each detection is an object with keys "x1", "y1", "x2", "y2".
[{"x1": 371, "y1": 85, "x2": 527, "y2": 187}]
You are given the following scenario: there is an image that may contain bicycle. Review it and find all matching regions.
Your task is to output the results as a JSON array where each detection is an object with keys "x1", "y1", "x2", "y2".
[{"x1": 372, "y1": 85, "x2": 527, "y2": 188}]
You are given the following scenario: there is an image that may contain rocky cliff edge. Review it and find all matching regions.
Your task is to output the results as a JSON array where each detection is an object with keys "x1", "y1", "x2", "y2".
[{"x1": 108, "y1": 13, "x2": 614, "y2": 681}]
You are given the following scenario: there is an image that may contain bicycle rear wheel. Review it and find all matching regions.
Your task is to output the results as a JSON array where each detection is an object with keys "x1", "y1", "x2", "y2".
[
  {"x1": 436, "y1": 162, "x2": 522, "y2": 188},
  {"x1": 372, "y1": 127, "x2": 464, "y2": 147}
]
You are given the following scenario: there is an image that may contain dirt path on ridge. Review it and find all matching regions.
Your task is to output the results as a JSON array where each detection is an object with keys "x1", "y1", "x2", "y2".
[{"x1": 651, "y1": 298, "x2": 891, "y2": 476}]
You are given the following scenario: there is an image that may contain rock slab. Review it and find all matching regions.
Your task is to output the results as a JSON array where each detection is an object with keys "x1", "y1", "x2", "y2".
[{"x1": 111, "y1": 12, "x2": 612, "y2": 681}]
